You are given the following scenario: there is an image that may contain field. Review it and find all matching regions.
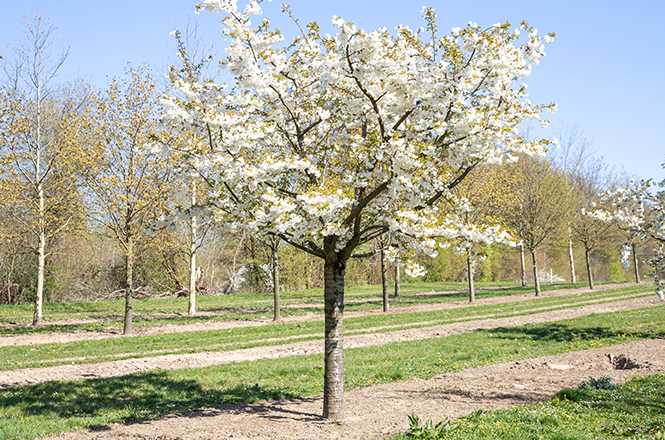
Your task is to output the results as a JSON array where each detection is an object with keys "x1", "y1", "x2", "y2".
[{"x1": 1, "y1": 280, "x2": 664, "y2": 439}]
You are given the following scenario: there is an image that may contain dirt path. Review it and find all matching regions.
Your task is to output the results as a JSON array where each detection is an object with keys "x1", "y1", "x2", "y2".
[
  {"x1": 2, "y1": 294, "x2": 661, "y2": 389},
  {"x1": 0, "y1": 282, "x2": 642, "y2": 348},
  {"x1": 45, "y1": 337, "x2": 665, "y2": 440}
]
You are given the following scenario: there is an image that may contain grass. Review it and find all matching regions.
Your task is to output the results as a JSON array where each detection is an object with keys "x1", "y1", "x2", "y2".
[
  {"x1": 0, "y1": 304, "x2": 663, "y2": 439},
  {"x1": 396, "y1": 374, "x2": 665, "y2": 439},
  {"x1": 0, "y1": 280, "x2": 636, "y2": 336},
  {"x1": 0, "y1": 285, "x2": 652, "y2": 370}
]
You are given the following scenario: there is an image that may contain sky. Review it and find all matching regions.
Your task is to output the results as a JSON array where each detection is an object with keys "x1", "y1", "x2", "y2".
[{"x1": 1, "y1": 0, "x2": 663, "y2": 182}]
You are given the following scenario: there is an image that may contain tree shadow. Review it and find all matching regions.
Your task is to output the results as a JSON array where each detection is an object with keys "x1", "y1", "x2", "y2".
[
  {"x1": 0, "y1": 371, "x2": 300, "y2": 429},
  {"x1": 488, "y1": 321, "x2": 664, "y2": 343}
]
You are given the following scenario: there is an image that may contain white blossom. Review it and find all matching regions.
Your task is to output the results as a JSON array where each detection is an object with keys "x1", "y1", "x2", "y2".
[{"x1": 163, "y1": 1, "x2": 555, "y2": 277}]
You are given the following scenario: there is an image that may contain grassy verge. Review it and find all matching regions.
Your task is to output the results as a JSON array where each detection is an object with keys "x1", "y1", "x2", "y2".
[
  {"x1": 0, "y1": 304, "x2": 663, "y2": 439},
  {"x1": 0, "y1": 281, "x2": 637, "y2": 337},
  {"x1": 0, "y1": 286, "x2": 652, "y2": 370},
  {"x1": 396, "y1": 374, "x2": 665, "y2": 439}
]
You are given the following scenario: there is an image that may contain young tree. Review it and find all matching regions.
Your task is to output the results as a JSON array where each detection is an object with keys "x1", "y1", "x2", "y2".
[
  {"x1": 571, "y1": 164, "x2": 614, "y2": 290},
  {"x1": 591, "y1": 180, "x2": 654, "y2": 285},
  {"x1": 156, "y1": 173, "x2": 213, "y2": 315},
  {"x1": 164, "y1": 1, "x2": 554, "y2": 418},
  {"x1": 451, "y1": 165, "x2": 511, "y2": 301},
  {"x1": 550, "y1": 124, "x2": 593, "y2": 283},
  {"x1": 77, "y1": 67, "x2": 172, "y2": 335},
  {"x1": 0, "y1": 16, "x2": 87, "y2": 324},
  {"x1": 161, "y1": 30, "x2": 218, "y2": 315},
  {"x1": 499, "y1": 157, "x2": 573, "y2": 296}
]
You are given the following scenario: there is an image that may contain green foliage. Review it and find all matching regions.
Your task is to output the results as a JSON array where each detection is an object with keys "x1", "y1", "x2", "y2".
[
  {"x1": 608, "y1": 262, "x2": 622, "y2": 281},
  {"x1": 422, "y1": 247, "x2": 458, "y2": 282},
  {"x1": 580, "y1": 375, "x2": 617, "y2": 391},
  {"x1": 407, "y1": 413, "x2": 456, "y2": 439},
  {"x1": 9, "y1": 255, "x2": 57, "y2": 304},
  {"x1": 477, "y1": 246, "x2": 493, "y2": 282}
]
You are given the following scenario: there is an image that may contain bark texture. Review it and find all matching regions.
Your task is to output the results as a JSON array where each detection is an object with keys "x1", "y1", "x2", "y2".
[
  {"x1": 467, "y1": 253, "x2": 475, "y2": 302},
  {"x1": 585, "y1": 248, "x2": 594, "y2": 290},
  {"x1": 380, "y1": 249, "x2": 389, "y2": 313},
  {"x1": 632, "y1": 244, "x2": 640, "y2": 284},
  {"x1": 519, "y1": 244, "x2": 527, "y2": 287},
  {"x1": 568, "y1": 232, "x2": 576, "y2": 283},
  {"x1": 394, "y1": 264, "x2": 400, "y2": 298},
  {"x1": 123, "y1": 238, "x2": 134, "y2": 335},
  {"x1": 322, "y1": 259, "x2": 345, "y2": 420},
  {"x1": 531, "y1": 250, "x2": 541, "y2": 297},
  {"x1": 273, "y1": 243, "x2": 281, "y2": 322},
  {"x1": 188, "y1": 184, "x2": 197, "y2": 316}
]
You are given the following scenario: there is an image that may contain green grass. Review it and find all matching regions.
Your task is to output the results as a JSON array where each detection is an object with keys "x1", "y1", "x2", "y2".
[
  {"x1": 395, "y1": 374, "x2": 665, "y2": 439},
  {"x1": 0, "y1": 285, "x2": 652, "y2": 370},
  {"x1": 0, "y1": 280, "x2": 633, "y2": 335},
  {"x1": 0, "y1": 304, "x2": 663, "y2": 440}
]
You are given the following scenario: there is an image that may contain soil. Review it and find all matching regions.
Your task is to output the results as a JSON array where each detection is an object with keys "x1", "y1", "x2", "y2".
[{"x1": 5, "y1": 283, "x2": 663, "y2": 440}]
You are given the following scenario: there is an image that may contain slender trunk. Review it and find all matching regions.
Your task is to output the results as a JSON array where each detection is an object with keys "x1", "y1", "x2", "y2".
[
  {"x1": 632, "y1": 244, "x2": 640, "y2": 284},
  {"x1": 585, "y1": 248, "x2": 594, "y2": 290},
  {"x1": 380, "y1": 248, "x2": 389, "y2": 312},
  {"x1": 188, "y1": 241, "x2": 197, "y2": 315},
  {"x1": 568, "y1": 230, "x2": 576, "y2": 283},
  {"x1": 467, "y1": 252, "x2": 475, "y2": 302},
  {"x1": 531, "y1": 249, "x2": 541, "y2": 296},
  {"x1": 272, "y1": 242, "x2": 281, "y2": 321},
  {"x1": 33, "y1": 223, "x2": 46, "y2": 326},
  {"x1": 123, "y1": 237, "x2": 134, "y2": 335},
  {"x1": 322, "y1": 259, "x2": 345, "y2": 420},
  {"x1": 33, "y1": 66, "x2": 44, "y2": 327},
  {"x1": 394, "y1": 263, "x2": 401, "y2": 298},
  {"x1": 188, "y1": 183, "x2": 197, "y2": 316},
  {"x1": 519, "y1": 243, "x2": 527, "y2": 287}
]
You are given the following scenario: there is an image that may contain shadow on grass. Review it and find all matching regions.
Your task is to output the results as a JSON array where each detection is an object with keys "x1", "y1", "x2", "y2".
[
  {"x1": 490, "y1": 321, "x2": 665, "y2": 343},
  {"x1": 0, "y1": 371, "x2": 299, "y2": 429}
]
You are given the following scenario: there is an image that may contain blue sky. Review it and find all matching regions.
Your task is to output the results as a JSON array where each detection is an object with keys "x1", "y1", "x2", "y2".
[{"x1": 1, "y1": 0, "x2": 663, "y2": 182}]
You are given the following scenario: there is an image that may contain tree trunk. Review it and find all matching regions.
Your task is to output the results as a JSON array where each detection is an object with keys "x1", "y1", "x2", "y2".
[
  {"x1": 585, "y1": 248, "x2": 594, "y2": 290},
  {"x1": 531, "y1": 249, "x2": 541, "y2": 296},
  {"x1": 381, "y1": 248, "x2": 389, "y2": 313},
  {"x1": 272, "y1": 242, "x2": 281, "y2": 322},
  {"x1": 568, "y1": 230, "x2": 576, "y2": 283},
  {"x1": 322, "y1": 259, "x2": 345, "y2": 420},
  {"x1": 123, "y1": 238, "x2": 134, "y2": 335},
  {"x1": 467, "y1": 252, "x2": 475, "y2": 302},
  {"x1": 394, "y1": 263, "x2": 401, "y2": 298},
  {"x1": 632, "y1": 243, "x2": 640, "y2": 284},
  {"x1": 32, "y1": 65, "x2": 45, "y2": 327},
  {"x1": 188, "y1": 183, "x2": 197, "y2": 316},
  {"x1": 33, "y1": 225, "x2": 46, "y2": 326},
  {"x1": 519, "y1": 243, "x2": 527, "y2": 287},
  {"x1": 188, "y1": 248, "x2": 197, "y2": 315}
]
